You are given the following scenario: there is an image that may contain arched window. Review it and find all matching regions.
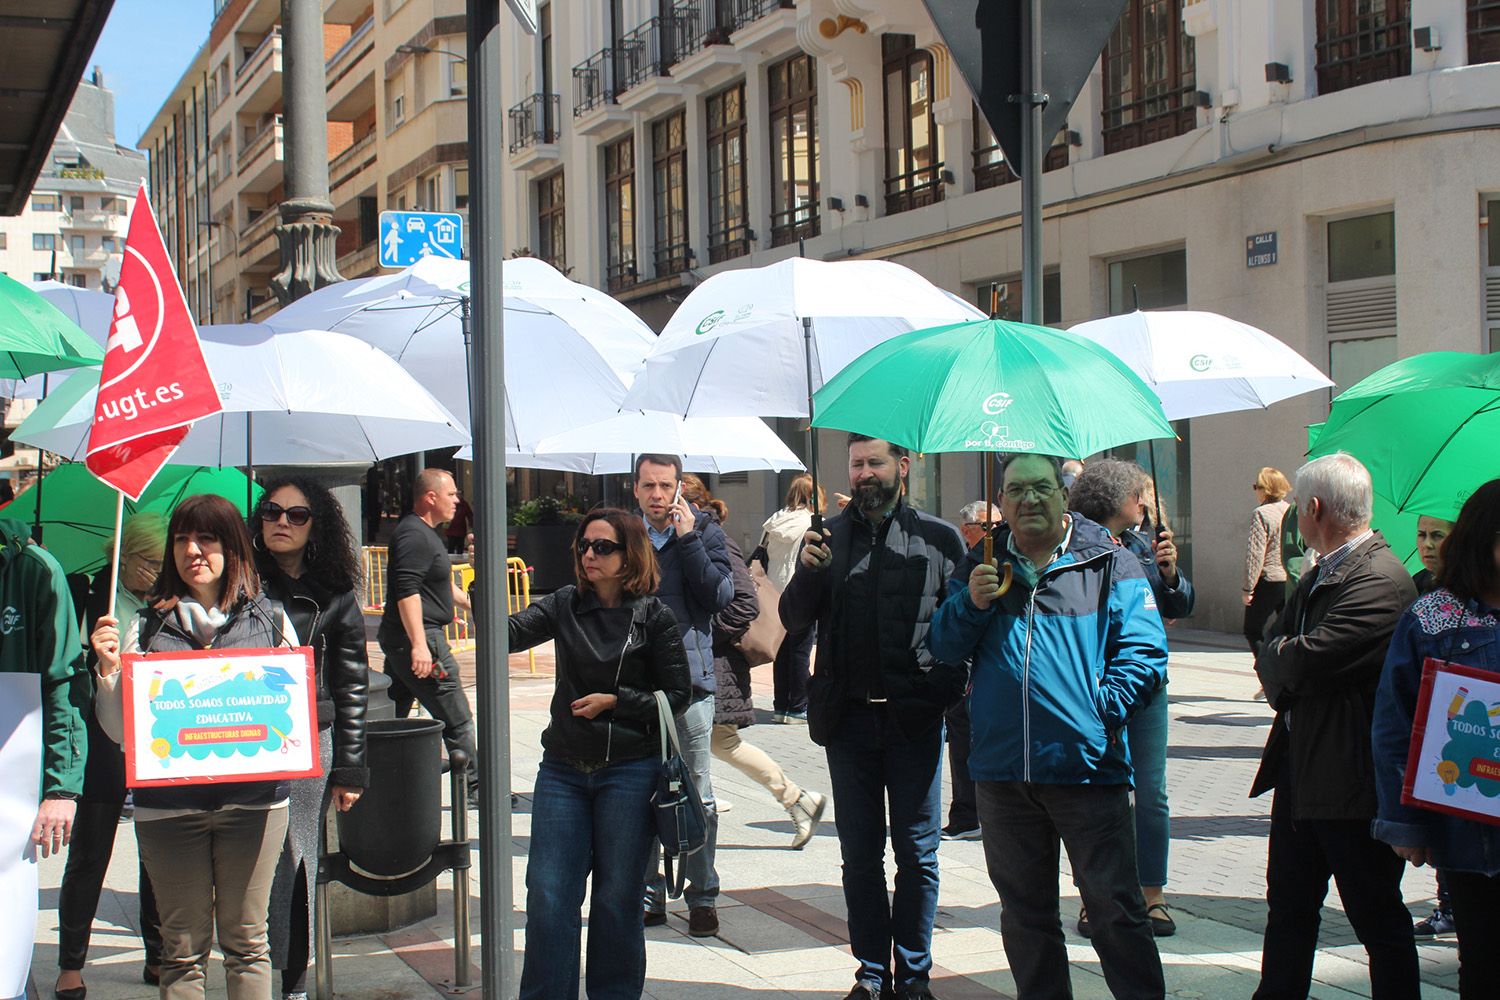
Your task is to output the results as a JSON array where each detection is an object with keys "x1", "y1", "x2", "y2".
[{"x1": 1102, "y1": 0, "x2": 1197, "y2": 154}]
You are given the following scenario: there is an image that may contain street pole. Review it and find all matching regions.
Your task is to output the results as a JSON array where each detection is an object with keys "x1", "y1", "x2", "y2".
[
  {"x1": 272, "y1": 0, "x2": 342, "y2": 304},
  {"x1": 466, "y1": 0, "x2": 514, "y2": 995},
  {"x1": 1019, "y1": 0, "x2": 1046, "y2": 326}
]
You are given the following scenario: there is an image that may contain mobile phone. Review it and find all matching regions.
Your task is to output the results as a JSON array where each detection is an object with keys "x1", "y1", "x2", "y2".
[{"x1": 670, "y1": 482, "x2": 683, "y2": 521}]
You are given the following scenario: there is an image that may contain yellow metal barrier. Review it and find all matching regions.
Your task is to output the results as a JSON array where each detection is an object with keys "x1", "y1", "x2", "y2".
[
  {"x1": 360, "y1": 545, "x2": 474, "y2": 654},
  {"x1": 507, "y1": 556, "x2": 535, "y2": 673}
]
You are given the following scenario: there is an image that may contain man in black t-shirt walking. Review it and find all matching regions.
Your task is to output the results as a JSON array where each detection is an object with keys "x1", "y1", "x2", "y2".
[{"x1": 379, "y1": 468, "x2": 478, "y2": 807}]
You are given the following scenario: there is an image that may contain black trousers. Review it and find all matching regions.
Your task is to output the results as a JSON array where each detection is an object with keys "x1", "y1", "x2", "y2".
[
  {"x1": 1243, "y1": 579, "x2": 1286, "y2": 656},
  {"x1": 1253, "y1": 776, "x2": 1419, "y2": 999},
  {"x1": 976, "y1": 781, "x2": 1164, "y2": 1000},
  {"x1": 381, "y1": 627, "x2": 480, "y2": 796},
  {"x1": 1446, "y1": 869, "x2": 1500, "y2": 1000},
  {"x1": 772, "y1": 626, "x2": 813, "y2": 714},
  {"x1": 57, "y1": 800, "x2": 162, "y2": 971},
  {"x1": 943, "y1": 700, "x2": 976, "y2": 830}
]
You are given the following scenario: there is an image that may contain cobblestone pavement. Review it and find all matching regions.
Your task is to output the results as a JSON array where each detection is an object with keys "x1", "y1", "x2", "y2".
[{"x1": 27, "y1": 625, "x2": 1460, "y2": 998}]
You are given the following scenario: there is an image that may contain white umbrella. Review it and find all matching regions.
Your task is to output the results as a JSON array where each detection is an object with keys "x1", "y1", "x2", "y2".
[
  {"x1": 1068, "y1": 310, "x2": 1333, "y2": 420},
  {"x1": 0, "y1": 282, "x2": 114, "y2": 399},
  {"x1": 619, "y1": 257, "x2": 980, "y2": 512},
  {"x1": 264, "y1": 257, "x2": 656, "y2": 435},
  {"x1": 481, "y1": 411, "x2": 805, "y2": 474},
  {"x1": 623, "y1": 258, "x2": 983, "y2": 418},
  {"x1": 12, "y1": 324, "x2": 469, "y2": 465}
]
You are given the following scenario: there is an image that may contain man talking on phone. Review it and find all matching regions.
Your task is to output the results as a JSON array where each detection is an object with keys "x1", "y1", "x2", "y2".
[{"x1": 633, "y1": 453, "x2": 734, "y2": 936}]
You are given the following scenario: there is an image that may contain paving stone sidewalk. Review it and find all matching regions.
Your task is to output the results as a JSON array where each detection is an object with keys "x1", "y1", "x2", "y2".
[{"x1": 26, "y1": 626, "x2": 1460, "y2": 998}]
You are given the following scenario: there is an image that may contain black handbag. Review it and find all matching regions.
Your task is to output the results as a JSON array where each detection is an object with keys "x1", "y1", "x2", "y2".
[{"x1": 650, "y1": 690, "x2": 709, "y2": 900}]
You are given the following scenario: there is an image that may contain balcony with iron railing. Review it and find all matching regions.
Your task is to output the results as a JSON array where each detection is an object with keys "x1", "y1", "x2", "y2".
[
  {"x1": 509, "y1": 94, "x2": 560, "y2": 153},
  {"x1": 1315, "y1": 12, "x2": 1411, "y2": 95},
  {"x1": 884, "y1": 163, "x2": 945, "y2": 216},
  {"x1": 769, "y1": 202, "x2": 818, "y2": 248},
  {"x1": 606, "y1": 258, "x2": 638, "y2": 293},
  {"x1": 573, "y1": 46, "x2": 622, "y2": 116}
]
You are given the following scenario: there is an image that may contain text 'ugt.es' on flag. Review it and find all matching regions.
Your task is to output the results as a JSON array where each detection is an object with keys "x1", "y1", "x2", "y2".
[{"x1": 85, "y1": 183, "x2": 222, "y2": 500}]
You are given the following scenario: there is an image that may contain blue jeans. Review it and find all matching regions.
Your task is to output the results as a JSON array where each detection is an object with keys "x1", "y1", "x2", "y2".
[
  {"x1": 824, "y1": 704, "x2": 943, "y2": 993},
  {"x1": 520, "y1": 754, "x2": 659, "y2": 1000},
  {"x1": 1127, "y1": 685, "x2": 1170, "y2": 888},
  {"x1": 643, "y1": 694, "x2": 719, "y2": 910}
]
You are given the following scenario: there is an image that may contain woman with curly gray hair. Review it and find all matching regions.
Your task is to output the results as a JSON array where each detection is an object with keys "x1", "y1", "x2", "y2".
[{"x1": 1068, "y1": 458, "x2": 1194, "y2": 938}]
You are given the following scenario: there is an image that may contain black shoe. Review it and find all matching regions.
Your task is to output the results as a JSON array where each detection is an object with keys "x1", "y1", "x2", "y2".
[
  {"x1": 841, "y1": 986, "x2": 881, "y2": 1000},
  {"x1": 1146, "y1": 902, "x2": 1177, "y2": 937},
  {"x1": 897, "y1": 985, "x2": 936, "y2": 1000},
  {"x1": 940, "y1": 822, "x2": 981, "y2": 841},
  {"x1": 1076, "y1": 906, "x2": 1092, "y2": 938},
  {"x1": 643, "y1": 909, "x2": 667, "y2": 927},
  {"x1": 143, "y1": 965, "x2": 161, "y2": 986},
  {"x1": 688, "y1": 906, "x2": 719, "y2": 937}
]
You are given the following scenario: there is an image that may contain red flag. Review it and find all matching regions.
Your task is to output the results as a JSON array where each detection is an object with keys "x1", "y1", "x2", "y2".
[{"x1": 86, "y1": 183, "x2": 221, "y2": 500}]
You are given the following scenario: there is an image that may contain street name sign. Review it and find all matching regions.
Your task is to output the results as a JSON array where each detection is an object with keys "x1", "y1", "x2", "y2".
[{"x1": 1246, "y1": 231, "x2": 1278, "y2": 268}]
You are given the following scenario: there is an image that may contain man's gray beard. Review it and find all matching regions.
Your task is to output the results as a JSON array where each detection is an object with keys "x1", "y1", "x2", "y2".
[{"x1": 853, "y1": 480, "x2": 901, "y2": 513}]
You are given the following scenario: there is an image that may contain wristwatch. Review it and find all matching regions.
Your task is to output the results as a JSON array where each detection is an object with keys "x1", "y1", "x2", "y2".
[{"x1": 44, "y1": 791, "x2": 80, "y2": 800}]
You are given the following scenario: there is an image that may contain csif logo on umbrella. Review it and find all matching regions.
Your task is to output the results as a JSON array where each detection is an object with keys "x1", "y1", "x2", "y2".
[
  {"x1": 967, "y1": 393, "x2": 1034, "y2": 450},
  {"x1": 1190, "y1": 354, "x2": 1214, "y2": 372},
  {"x1": 696, "y1": 310, "x2": 726, "y2": 335}
]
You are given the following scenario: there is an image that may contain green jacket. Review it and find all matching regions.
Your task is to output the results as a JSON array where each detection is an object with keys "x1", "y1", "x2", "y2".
[{"x1": 0, "y1": 518, "x2": 88, "y2": 797}]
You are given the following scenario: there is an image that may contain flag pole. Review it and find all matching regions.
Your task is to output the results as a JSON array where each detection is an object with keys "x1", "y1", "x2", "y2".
[{"x1": 106, "y1": 490, "x2": 125, "y2": 620}]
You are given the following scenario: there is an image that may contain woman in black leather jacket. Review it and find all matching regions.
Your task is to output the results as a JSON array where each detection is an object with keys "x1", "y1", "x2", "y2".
[
  {"x1": 250, "y1": 475, "x2": 370, "y2": 1000},
  {"x1": 509, "y1": 507, "x2": 690, "y2": 1000}
]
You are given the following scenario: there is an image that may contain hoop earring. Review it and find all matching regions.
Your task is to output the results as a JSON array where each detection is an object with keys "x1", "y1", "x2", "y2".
[{"x1": 252, "y1": 533, "x2": 267, "y2": 552}]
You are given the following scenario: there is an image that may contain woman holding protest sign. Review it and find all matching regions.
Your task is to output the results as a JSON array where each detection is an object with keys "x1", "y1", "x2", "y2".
[
  {"x1": 507, "y1": 508, "x2": 690, "y2": 1000},
  {"x1": 1373, "y1": 479, "x2": 1500, "y2": 998},
  {"x1": 251, "y1": 476, "x2": 369, "y2": 1000},
  {"x1": 91, "y1": 493, "x2": 299, "y2": 1000}
]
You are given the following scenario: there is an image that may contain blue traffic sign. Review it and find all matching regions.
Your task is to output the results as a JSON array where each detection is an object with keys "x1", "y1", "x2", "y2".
[{"x1": 378, "y1": 210, "x2": 465, "y2": 268}]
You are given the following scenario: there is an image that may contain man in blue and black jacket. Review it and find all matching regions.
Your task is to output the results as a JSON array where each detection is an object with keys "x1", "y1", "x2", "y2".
[
  {"x1": 633, "y1": 453, "x2": 734, "y2": 937},
  {"x1": 929, "y1": 453, "x2": 1168, "y2": 1000}
]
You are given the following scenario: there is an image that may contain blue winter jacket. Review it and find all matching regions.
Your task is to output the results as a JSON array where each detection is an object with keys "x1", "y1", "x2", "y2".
[
  {"x1": 928, "y1": 515, "x2": 1168, "y2": 786},
  {"x1": 641, "y1": 507, "x2": 734, "y2": 700},
  {"x1": 1371, "y1": 588, "x2": 1500, "y2": 876}
]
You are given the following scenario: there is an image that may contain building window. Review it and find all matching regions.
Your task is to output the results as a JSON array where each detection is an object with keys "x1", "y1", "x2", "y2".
[
  {"x1": 454, "y1": 167, "x2": 469, "y2": 210},
  {"x1": 101, "y1": 236, "x2": 118, "y2": 252},
  {"x1": 604, "y1": 135, "x2": 636, "y2": 291},
  {"x1": 33, "y1": 272, "x2": 51, "y2": 282},
  {"x1": 358, "y1": 196, "x2": 379, "y2": 244},
  {"x1": 1316, "y1": 1, "x2": 1411, "y2": 95},
  {"x1": 882, "y1": 34, "x2": 943, "y2": 215},
  {"x1": 1109, "y1": 248, "x2": 1188, "y2": 311},
  {"x1": 1102, "y1": 1, "x2": 1197, "y2": 154},
  {"x1": 69, "y1": 274, "x2": 87, "y2": 288},
  {"x1": 69, "y1": 196, "x2": 85, "y2": 213},
  {"x1": 0, "y1": 233, "x2": 5, "y2": 249},
  {"x1": 389, "y1": 81, "x2": 406, "y2": 126},
  {"x1": 1326, "y1": 212, "x2": 1397, "y2": 396},
  {"x1": 706, "y1": 83, "x2": 749, "y2": 264},
  {"x1": 32, "y1": 194, "x2": 59, "y2": 212},
  {"x1": 972, "y1": 104, "x2": 1070, "y2": 190},
  {"x1": 33, "y1": 233, "x2": 57, "y2": 251},
  {"x1": 769, "y1": 53, "x2": 819, "y2": 247},
  {"x1": 450, "y1": 55, "x2": 468, "y2": 96},
  {"x1": 1473, "y1": 1, "x2": 1500, "y2": 64},
  {"x1": 1486, "y1": 197, "x2": 1500, "y2": 352},
  {"x1": 977, "y1": 271, "x2": 1062, "y2": 325},
  {"x1": 536, "y1": 170, "x2": 566, "y2": 271},
  {"x1": 652, "y1": 110, "x2": 690, "y2": 275},
  {"x1": 69, "y1": 235, "x2": 84, "y2": 255},
  {"x1": 425, "y1": 175, "x2": 440, "y2": 211}
]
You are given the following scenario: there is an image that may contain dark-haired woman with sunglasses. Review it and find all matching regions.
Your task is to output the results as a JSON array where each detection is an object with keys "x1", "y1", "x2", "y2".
[
  {"x1": 507, "y1": 508, "x2": 690, "y2": 999},
  {"x1": 250, "y1": 477, "x2": 369, "y2": 1000}
]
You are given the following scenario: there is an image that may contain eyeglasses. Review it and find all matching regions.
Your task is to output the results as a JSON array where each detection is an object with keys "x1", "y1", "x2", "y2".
[
  {"x1": 576, "y1": 538, "x2": 625, "y2": 557},
  {"x1": 1002, "y1": 483, "x2": 1058, "y2": 502},
  {"x1": 258, "y1": 501, "x2": 312, "y2": 526}
]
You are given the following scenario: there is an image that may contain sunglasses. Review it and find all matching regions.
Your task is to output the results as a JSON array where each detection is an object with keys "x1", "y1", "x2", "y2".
[
  {"x1": 576, "y1": 538, "x2": 625, "y2": 557},
  {"x1": 258, "y1": 501, "x2": 312, "y2": 526}
]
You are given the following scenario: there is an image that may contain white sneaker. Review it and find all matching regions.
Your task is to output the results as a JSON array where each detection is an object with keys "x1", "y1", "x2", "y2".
[
  {"x1": 715, "y1": 798, "x2": 733, "y2": 814},
  {"x1": 788, "y1": 790, "x2": 826, "y2": 849}
]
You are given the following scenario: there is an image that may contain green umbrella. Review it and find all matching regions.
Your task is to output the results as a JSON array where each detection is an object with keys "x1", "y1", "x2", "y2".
[
  {"x1": 810, "y1": 318, "x2": 1174, "y2": 458},
  {"x1": 0, "y1": 464, "x2": 262, "y2": 578},
  {"x1": 1308, "y1": 351, "x2": 1500, "y2": 522},
  {"x1": 1307, "y1": 420, "x2": 1423, "y2": 574},
  {"x1": 0, "y1": 272, "x2": 105, "y2": 378}
]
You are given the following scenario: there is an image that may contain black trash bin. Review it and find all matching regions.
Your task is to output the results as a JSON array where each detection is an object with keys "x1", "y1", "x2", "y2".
[{"x1": 337, "y1": 717, "x2": 443, "y2": 877}]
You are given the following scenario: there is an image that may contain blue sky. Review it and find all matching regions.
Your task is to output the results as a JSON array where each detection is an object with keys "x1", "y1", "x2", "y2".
[{"x1": 88, "y1": 1, "x2": 213, "y2": 148}]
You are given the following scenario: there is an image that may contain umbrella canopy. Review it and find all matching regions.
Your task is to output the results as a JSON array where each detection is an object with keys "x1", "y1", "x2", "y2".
[
  {"x1": 12, "y1": 324, "x2": 468, "y2": 465},
  {"x1": 621, "y1": 257, "x2": 984, "y2": 418},
  {"x1": 0, "y1": 463, "x2": 261, "y2": 577},
  {"x1": 1307, "y1": 351, "x2": 1500, "y2": 521},
  {"x1": 264, "y1": 257, "x2": 655, "y2": 440},
  {"x1": 1068, "y1": 309, "x2": 1332, "y2": 420},
  {"x1": 0, "y1": 273, "x2": 105, "y2": 382},
  {"x1": 810, "y1": 318, "x2": 1175, "y2": 458},
  {"x1": 520, "y1": 411, "x2": 804, "y2": 474}
]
